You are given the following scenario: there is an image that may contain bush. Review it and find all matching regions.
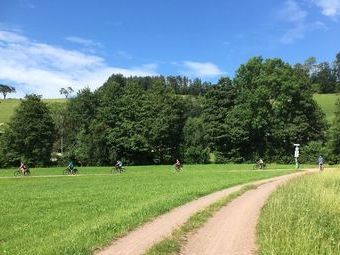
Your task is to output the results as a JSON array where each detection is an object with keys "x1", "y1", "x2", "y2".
[
  {"x1": 299, "y1": 141, "x2": 326, "y2": 164},
  {"x1": 184, "y1": 146, "x2": 209, "y2": 164}
]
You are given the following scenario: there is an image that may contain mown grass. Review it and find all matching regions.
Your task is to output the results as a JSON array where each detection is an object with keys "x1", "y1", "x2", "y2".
[
  {"x1": 0, "y1": 165, "x2": 295, "y2": 255},
  {"x1": 0, "y1": 163, "x2": 313, "y2": 177},
  {"x1": 314, "y1": 93, "x2": 340, "y2": 123},
  {"x1": 145, "y1": 184, "x2": 258, "y2": 255},
  {"x1": 257, "y1": 169, "x2": 340, "y2": 255}
]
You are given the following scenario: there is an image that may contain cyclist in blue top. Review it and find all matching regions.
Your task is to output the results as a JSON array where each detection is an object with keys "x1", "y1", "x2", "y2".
[{"x1": 318, "y1": 155, "x2": 324, "y2": 171}]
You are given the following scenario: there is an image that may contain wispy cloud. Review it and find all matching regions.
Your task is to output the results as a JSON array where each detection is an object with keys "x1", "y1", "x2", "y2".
[
  {"x1": 278, "y1": 0, "x2": 307, "y2": 22},
  {"x1": 21, "y1": 0, "x2": 36, "y2": 9},
  {"x1": 278, "y1": 0, "x2": 308, "y2": 44},
  {"x1": 311, "y1": 0, "x2": 340, "y2": 16},
  {"x1": 115, "y1": 50, "x2": 133, "y2": 60},
  {"x1": 180, "y1": 61, "x2": 223, "y2": 77},
  {"x1": 65, "y1": 36, "x2": 102, "y2": 48},
  {"x1": 0, "y1": 30, "x2": 158, "y2": 98}
]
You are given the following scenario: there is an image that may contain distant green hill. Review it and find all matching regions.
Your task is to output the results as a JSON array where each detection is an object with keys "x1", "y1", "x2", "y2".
[
  {"x1": 0, "y1": 99, "x2": 66, "y2": 125},
  {"x1": 313, "y1": 93, "x2": 339, "y2": 123},
  {"x1": 0, "y1": 94, "x2": 338, "y2": 126}
]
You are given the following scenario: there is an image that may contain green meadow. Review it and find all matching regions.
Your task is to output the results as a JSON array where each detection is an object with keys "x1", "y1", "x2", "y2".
[
  {"x1": 0, "y1": 94, "x2": 338, "y2": 125},
  {"x1": 258, "y1": 169, "x2": 340, "y2": 255},
  {"x1": 313, "y1": 93, "x2": 340, "y2": 122},
  {"x1": 0, "y1": 98, "x2": 66, "y2": 125},
  {"x1": 0, "y1": 164, "x2": 297, "y2": 255}
]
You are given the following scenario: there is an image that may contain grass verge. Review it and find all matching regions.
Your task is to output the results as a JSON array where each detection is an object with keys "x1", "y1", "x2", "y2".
[
  {"x1": 145, "y1": 184, "x2": 259, "y2": 255},
  {"x1": 257, "y1": 169, "x2": 340, "y2": 255}
]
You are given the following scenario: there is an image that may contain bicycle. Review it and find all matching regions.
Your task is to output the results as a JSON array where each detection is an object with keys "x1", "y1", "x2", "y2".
[
  {"x1": 62, "y1": 168, "x2": 78, "y2": 175},
  {"x1": 319, "y1": 163, "x2": 324, "y2": 171},
  {"x1": 112, "y1": 166, "x2": 125, "y2": 174},
  {"x1": 252, "y1": 162, "x2": 266, "y2": 170},
  {"x1": 14, "y1": 168, "x2": 31, "y2": 177},
  {"x1": 174, "y1": 163, "x2": 183, "y2": 172}
]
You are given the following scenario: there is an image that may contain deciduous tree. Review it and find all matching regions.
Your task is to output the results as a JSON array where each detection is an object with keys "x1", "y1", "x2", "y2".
[{"x1": 0, "y1": 94, "x2": 55, "y2": 166}]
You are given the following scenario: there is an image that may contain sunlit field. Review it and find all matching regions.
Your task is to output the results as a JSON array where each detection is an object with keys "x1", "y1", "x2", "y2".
[
  {"x1": 0, "y1": 164, "x2": 298, "y2": 255},
  {"x1": 313, "y1": 93, "x2": 340, "y2": 123},
  {"x1": 258, "y1": 169, "x2": 340, "y2": 255}
]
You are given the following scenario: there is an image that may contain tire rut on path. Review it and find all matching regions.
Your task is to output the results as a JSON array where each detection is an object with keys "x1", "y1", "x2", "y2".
[
  {"x1": 180, "y1": 171, "x2": 314, "y2": 255},
  {"x1": 94, "y1": 171, "x2": 311, "y2": 255}
]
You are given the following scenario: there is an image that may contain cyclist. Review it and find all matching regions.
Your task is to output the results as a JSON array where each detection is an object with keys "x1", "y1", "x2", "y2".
[
  {"x1": 175, "y1": 159, "x2": 182, "y2": 171},
  {"x1": 318, "y1": 155, "x2": 324, "y2": 171},
  {"x1": 258, "y1": 158, "x2": 264, "y2": 169},
  {"x1": 67, "y1": 161, "x2": 75, "y2": 174},
  {"x1": 115, "y1": 160, "x2": 123, "y2": 173},
  {"x1": 19, "y1": 162, "x2": 28, "y2": 175}
]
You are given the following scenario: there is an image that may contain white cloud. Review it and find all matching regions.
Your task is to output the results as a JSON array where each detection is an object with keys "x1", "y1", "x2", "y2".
[
  {"x1": 278, "y1": 0, "x2": 307, "y2": 22},
  {"x1": 65, "y1": 36, "x2": 102, "y2": 48},
  {"x1": 0, "y1": 30, "x2": 158, "y2": 98},
  {"x1": 312, "y1": 0, "x2": 340, "y2": 16},
  {"x1": 281, "y1": 23, "x2": 306, "y2": 44},
  {"x1": 115, "y1": 50, "x2": 133, "y2": 60},
  {"x1": 181, "y1": 61, "x2": 223, "y2": 77},
  {"x1": 278, "y1": 0, "x2": 308, "y2": 44}
]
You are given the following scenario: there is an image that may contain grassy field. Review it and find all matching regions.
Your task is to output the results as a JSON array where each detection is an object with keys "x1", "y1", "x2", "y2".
[
  {"x1": 257, "y1": 169, "x2": 340, "y2": 255},
  {"x1": 313, "y1": 93, "x2": 340, "y2": 123},
  {"x1": 0, "y1": 164, "x2": 298, "y2": 255},
  {"x1": 0, "y1": 98, "x2": 66, "y2": 125}
]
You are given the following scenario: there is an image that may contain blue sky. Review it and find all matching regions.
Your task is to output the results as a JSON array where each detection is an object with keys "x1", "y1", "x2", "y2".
[{"x1": 0, "y1": 0, "x2": 340, "y2": 98}]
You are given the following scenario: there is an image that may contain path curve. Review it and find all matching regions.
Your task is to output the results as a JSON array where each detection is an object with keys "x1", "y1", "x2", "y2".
[
  {"x1": 180, "y1": 171, "x2": 315, "y2": 255},
  {"x1": 95, "y1": 170, "x2": 312, "y2": 255}
]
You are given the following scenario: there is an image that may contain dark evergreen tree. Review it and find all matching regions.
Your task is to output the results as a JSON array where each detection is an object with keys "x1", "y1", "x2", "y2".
[{"x1": 201, "y1": 77, "x2": 236, "y2": 162}]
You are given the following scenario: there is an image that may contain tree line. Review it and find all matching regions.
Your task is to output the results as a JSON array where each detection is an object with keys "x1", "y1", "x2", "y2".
[
  {"x1": 295, "y1": 53, "x2": 340, "y2": 93},
  {"x1": 0, "y1": 55, "x2": 339, "y2": 167}
]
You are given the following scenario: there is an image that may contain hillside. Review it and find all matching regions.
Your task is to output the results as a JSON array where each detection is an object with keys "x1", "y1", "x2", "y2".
[
  {"x1": 313, "y1": 93, "x2": 340, "y2": 123},
  {"x1": 0, "y1": 94, "x2": 338, "y2": 125},
  {"x1": 0, "y1": 98, "x2": 66, "y2": 125}
]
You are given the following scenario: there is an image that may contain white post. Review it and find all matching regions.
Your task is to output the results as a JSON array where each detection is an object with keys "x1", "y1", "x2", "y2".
[{"x1": 294, "y1": 144, "x2": 300, "y2": 169}]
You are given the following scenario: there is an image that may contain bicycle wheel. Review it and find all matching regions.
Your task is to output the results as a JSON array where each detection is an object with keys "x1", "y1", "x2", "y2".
[
  {"x1": 252, "y1": 164, "x2": 258, "y2": 170},
  {"x1": 14, "y1": 170, "x2": 21, "y2": 177},
  {"x1": 63, "y1": 169, "x2": 69, "y2": 175}
]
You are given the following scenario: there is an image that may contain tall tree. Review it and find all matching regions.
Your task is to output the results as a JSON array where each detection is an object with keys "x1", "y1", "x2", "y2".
[
  {"x1": 182, "y1": 117, "x2": 209, "y2": 163},
  {"x1": 311, "y1": 62, "x2": 337, "y2": 93},
  {"x1": 48, "y1": 103, "x2": 68, "y2": 154},
  {"x1": 333, "y1": 52, "x2": 340, "y2": 92},
  {"x1": 334, "y1": 52, "x2": 340, "y2": 82},
  {"x1": 201, "y1": 77, "x2": 236, "y2": 161},
  {"x1": 59, "y1": 87, "x2": 74, "y2": 98},
  {"x1": 0, "y1": 84, "x2": 16, "y2": 99},
  {"x1": 63, "y1": 88, "x2": 99, "y2": 164},
  {"x1": 0, "y1": 94, "x2": 55, "y2": 166},
  {"x1": 303, "y1": 57, "x2": 317, "y2": 75},
  {"x1": 232, "y1": 57, "x2": 326, "y2": 162}
]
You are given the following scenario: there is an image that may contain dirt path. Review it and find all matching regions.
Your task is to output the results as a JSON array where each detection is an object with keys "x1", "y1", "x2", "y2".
[
  {"x1": 95, "y1": 171, "x2": 311, "y2": 255},
  {"x1": 181, "y1": 171, "x2": 314, "y2": 255}
]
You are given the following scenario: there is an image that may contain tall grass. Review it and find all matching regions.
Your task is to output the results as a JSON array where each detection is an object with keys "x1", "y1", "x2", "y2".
[
  {"x1": 258, "y1": 170, "x2": 340, "y2": 255},
  {"x1": 0, "y1": 165, "x2": 294, "y2": 255}
]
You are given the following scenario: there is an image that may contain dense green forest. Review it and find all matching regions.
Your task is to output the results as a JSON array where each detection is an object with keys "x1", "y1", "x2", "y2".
[{"x1": 1, "y1": 55, "x2": 339, "y2": 167}]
